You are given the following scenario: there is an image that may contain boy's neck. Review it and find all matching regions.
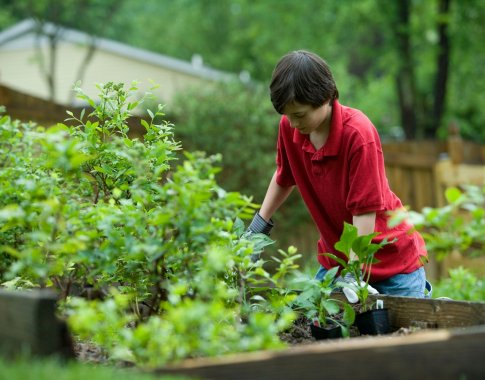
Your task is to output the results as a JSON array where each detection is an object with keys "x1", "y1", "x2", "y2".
[{"x1": 310, "y1": 107, "x2": 332, "y2": 150}]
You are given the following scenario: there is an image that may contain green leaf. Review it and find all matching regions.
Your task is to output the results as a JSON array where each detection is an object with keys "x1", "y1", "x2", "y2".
[
  {"x1": 323, "y1": 266, "x2": 339, "y2": 282},
  {"x1": 141, "y1": 119, "x2": 150, "y2": 131},
  {"x1": 322, "y1": 299, "x2": 339, "y2": 315},
  {"x1": 233, "y1": 218, "x2": 245, "y2": 236},
  {"x1": 445, "y1": 187, "x2": 462, "y2": 204},
  {"x1": 93, "y1": 165, "x2": 108, "y2": 174},
  {"x1": 342, "y1": 303, "x2": 356, "y2": 325},
  {"x1": 321, "y1": 252, "x2": 347, "y2": 267},
  {"x1": 334, "y1": 222, "x2": 358, "y2": 257}
]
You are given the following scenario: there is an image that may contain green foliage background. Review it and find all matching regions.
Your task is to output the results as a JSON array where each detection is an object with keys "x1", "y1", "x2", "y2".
[
  {"x1": 1, "y1": 0, "x2": 485, "y2": 140},
  {"x1": 91, "y1": 0, "x2": 485, "y2": 141},
  {"x1": 170, "y1": 80, "x2": 315, "y2": 255}
]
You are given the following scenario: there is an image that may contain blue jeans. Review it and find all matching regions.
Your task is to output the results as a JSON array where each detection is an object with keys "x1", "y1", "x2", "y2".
[{"x1": 315, "y1": 266, "x2": 432, "y2": 298}]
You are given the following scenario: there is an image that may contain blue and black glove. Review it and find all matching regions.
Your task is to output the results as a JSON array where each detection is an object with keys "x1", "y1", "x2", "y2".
[
  {"x1": 247, "y1": 212, "x2": 274, "y2": 235},
  {"x1": 244, "y1": 212, "x2": 274, "y2": 262}
]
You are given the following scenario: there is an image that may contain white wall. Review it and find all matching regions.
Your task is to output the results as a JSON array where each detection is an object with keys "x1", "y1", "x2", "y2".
[{"x1": 0, "y1": 40, "x2": 209, "y2": 109}]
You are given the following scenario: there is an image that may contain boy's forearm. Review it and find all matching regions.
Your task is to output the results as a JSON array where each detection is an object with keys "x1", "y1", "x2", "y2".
[
  {"x1": 352, "y1": 212, "x2": 376, "y2": 235},
  {"x1": 259, "y1": 171, "x2": 294, "y2": 221},
  {"x1": 350, "y1": 212, "x2": 377, "y2": 262}
]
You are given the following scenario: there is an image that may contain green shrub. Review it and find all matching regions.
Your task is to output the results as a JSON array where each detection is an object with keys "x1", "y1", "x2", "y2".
[
  {"x1": 0, "y1": 82, "x2": 299, "y2": 367},
  {"x1": 171, "y1": 80, "x2": 311, "y2": 251},
  {"x1": 171, "y1": 80, "x2": 277, "y2": 201},
  {"x1": 390, "y1": 185, "x2": 485, "y2": 301},
  {"x1": 433, "y1": 267, "x2": 485, "y2": 301},
  {"x1": 402, "y1": 186, "x2": 485, "y2": 261}
]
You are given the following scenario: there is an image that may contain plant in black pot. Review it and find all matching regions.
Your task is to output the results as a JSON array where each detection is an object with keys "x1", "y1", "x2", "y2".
[
  {"x1": 325, "y1": 222, "x2": 393, "y2": 336},
  {"x1": 290, "y1": 267, "x2": 355, "y2": 340}
]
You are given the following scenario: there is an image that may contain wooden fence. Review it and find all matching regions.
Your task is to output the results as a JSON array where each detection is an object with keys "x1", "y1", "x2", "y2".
[
  {"x1": 0, "y1": 84, "x2": 145, "y2": 137},
  {"x1": 383, "y1": 136, "x2": 485, "y2": 280},
  {"x1": 383, "y1": 136, "x2": 485, "y2": 211},
  {"x1": 0, "y1": 85, "x2": 68, "y2": 126}
]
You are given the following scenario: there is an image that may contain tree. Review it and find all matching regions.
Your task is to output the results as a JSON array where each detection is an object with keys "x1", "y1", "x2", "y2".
[
  {"x1": 0, "y1": 0, "x2": 123, "y2": 102},
  {"x1": 382, "y1": 0, "x2": 452, "y2": 139},
  {"x1": 3, "y1": 0, "x2": 485, "y2": 140}
]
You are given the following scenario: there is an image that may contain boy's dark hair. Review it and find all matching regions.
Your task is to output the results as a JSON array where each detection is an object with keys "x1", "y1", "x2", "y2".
[{"x1": 269, "y1": 50, "x2": 339, "y2": 114}]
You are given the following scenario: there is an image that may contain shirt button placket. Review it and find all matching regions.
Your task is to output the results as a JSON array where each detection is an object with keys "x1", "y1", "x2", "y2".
[{"x1": 312, "y1": 153, "x2": 324, "y2": 176}]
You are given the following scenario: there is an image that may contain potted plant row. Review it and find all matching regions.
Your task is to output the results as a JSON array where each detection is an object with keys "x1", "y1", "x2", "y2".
[
  {"x1": 292, "y1": 223, "x2": 392, "y2": 339},
  {"x1": 330, "y1": 222, "x2": 392, "y2": 336},
  {"x1": 291, "y1": 266, "x2": 355, "y2": 339}
]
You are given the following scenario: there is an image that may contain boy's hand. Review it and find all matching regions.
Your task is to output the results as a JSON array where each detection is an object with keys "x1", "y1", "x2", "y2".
[{"x1": 244, "y1": 212, "x2": 274, "y2": 262}]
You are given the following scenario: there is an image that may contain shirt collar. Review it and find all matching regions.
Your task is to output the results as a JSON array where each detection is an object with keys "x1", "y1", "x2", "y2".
[{"x1": 292, "y1": 100, "x2": 343, "y2": 157}]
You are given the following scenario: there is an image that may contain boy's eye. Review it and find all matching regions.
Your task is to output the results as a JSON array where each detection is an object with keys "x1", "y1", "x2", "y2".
[{"x1": 294, "y1": 114, "x2": 305, "y2": 119}]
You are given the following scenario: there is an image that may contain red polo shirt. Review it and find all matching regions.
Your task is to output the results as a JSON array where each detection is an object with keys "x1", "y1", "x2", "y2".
[{"x1": 275, "y1": 100, "x2": 427, "y2": 282}]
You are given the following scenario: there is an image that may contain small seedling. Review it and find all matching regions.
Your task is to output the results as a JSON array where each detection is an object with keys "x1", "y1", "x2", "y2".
[
  {"x1": 291, "y1": 267, "x2": 355, "y2": 337},
  {"x1": 324, "y1": 222, "x2": 390, "y2": 311}
]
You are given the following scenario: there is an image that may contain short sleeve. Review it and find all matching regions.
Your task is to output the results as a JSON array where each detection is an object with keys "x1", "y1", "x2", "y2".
[
  {"x1": 346, "y1": 141, "x2": 385, "y2": 215},
  {"x1": 275, "y1": 119, "x2": 296, "y2": 187}
]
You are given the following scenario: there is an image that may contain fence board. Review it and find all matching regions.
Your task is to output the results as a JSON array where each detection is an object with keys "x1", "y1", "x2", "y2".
[{"x1": 383, "y1": 139, "x2": 485, "y2": 210}]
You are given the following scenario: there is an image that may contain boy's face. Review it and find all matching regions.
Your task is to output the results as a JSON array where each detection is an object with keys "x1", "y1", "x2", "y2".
[{"x1": 282, "y1": 101, "x2": 332, "y2": 135}]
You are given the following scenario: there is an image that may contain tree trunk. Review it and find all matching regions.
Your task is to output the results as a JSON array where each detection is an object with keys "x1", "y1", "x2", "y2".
[
  {"x1": 429, "y1": 0, "x2": 452, "y2": 138},
  {"x1": 47, "y1": 32, "x2": 57, "y2": 103},
  {"x1": 394, "y1": 0, "x2": 418, "y2": 139}
]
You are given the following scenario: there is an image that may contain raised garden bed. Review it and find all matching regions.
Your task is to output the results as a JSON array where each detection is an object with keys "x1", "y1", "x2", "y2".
[
  {"x1": 157, "y1": 326, "x2": 485, "y2": 380},
  {"x1": 156, "y1": 293, "x2": 485, "y2": 379},
  {"x1": 1, "y1": 289, "x2": 484, "y2": 379}
]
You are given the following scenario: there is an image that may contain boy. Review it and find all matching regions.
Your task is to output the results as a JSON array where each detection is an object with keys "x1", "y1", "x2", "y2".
[{"x1": 248, "y1": 50, "x2": 430, "y2": 299}]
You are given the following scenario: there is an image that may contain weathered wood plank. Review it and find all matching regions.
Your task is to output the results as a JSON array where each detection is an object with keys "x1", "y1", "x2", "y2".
[
  {"x1": 156, "y1": 326, "x2": 485, "y2": 380},
  {"x1": 384, "y1": 152, "x2": 436, "y2": 169},
  {"x1": 0, "y1": 289, "x2": 74, "y2": 358},
  {"x1": 377, "y1": 294, "x2": 485, "y2": 329},
  {"x1": 331, "y1": 293, "x2": 485, "y2": 329}
]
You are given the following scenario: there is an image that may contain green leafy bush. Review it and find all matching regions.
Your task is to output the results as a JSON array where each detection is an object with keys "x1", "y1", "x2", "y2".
[
  {"x1": 405, "y1": 186, "x2": 485, "y2": 261},
  {"x1": 291, "y1": 267, "x2": 355, "y2": 337},
  {"x1": 432, "y1": 266, "x2": 485, "y2": 301},
  {"x1": 170, "y1": 80, "x2": 311, "y2": 250},
  {"x1": 324, "y1": 223, "x2": 389, "y2": 311},
  {"x1": 171, "y1": 80, "x2": 277, "y2": 201},
  {"x1": 0, "y1": 82, "x2": 299, "y2": 367},
  {"x1": 390, "y1": 185, "x2": 485, "y2": 301}
]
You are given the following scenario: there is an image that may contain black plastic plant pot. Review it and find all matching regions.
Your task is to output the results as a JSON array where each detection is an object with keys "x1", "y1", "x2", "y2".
[
  {"x1": 355, "y1": 308, "x2": 391, "y2": 335},
  {"x1": 309, "y1": 323, "x2": 343, "y2": 340}
]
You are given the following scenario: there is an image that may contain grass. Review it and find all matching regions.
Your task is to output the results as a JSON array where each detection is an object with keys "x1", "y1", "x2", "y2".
[{"x1": 0, "y1": 356, "x2": 193, "y2": 380}]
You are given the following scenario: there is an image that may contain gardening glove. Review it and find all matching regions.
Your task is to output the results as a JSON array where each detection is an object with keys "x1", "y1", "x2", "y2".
[
  {"x1": 339, "y1": 272, "x2": 379, "y2": 304},
  {"x1": 247, "y1": 211, "x2": 274, "y2": 236},
  {"x1": 245, "y1": 212, "x2": 274, "y2": 262}
]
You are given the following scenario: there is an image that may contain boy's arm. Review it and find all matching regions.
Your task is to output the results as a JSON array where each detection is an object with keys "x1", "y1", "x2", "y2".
[
  {"x1": 259, "y1": 170, "x2": 294, "y2": 221},
  {"x1": 352, "y1": 212, "x2": 376, "y2": 235},
  {"x1": 248, "y1": 170, "x2": 294, "y2": 235},
  {"x1": 350, "y1": 212, "x2": 377, "y2": 262},
  {"x1": 340, "y1": 211, "x2": 379, "y2": 302}
]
